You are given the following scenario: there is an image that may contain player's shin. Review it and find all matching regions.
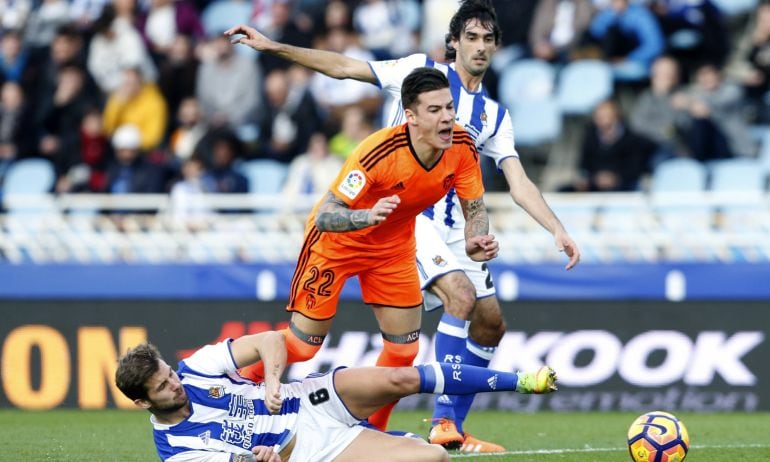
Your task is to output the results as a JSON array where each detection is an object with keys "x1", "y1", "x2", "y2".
[
  {"x1": 416, "y1": 362, "x2": 517, "y2": 395},
  {"x1": 432, "y1": 313, "x2": 470, "y2": 424},
  {"x1": 452, "y1": 339, "x2": 496, "y2": 433},
  {"x1": 369, "y1": 333, "x2": 420, "y2": 430}
]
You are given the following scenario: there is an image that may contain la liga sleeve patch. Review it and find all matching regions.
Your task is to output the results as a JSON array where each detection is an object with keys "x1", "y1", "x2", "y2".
[{"x1": 337, "y1": 170, "x2": 366, "y2": 199}]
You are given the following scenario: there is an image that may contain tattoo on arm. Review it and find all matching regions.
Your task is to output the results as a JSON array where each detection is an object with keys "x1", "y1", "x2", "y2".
[
  {"x1": 315, "y1": 192, "x2": 371, "y2": 232},
  {"x1": 461, "y1": 198, "x2": 489, "y2": 239}
]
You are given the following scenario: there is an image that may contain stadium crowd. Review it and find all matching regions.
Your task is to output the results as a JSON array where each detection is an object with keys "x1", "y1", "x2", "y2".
[{"x1": 0, "y1": 0, "x2": 765, "y2": 201}]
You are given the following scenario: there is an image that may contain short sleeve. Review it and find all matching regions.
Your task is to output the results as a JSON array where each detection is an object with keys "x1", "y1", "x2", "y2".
[
  {"x1": 480, "y1": 110, "x2": 519, "y2": 169},
  {"x1": 179, "y1": 340, "x2": 238, "y2": 377},
  {"x1": 368, "y1": 53, "x2": 428, "y2": 95},
  {"x1": 327, "y1": 155, "x2": 374, "y2": 208},
  {"x1": 453, "y1": 144, "x2": 485, "y2": 201}
]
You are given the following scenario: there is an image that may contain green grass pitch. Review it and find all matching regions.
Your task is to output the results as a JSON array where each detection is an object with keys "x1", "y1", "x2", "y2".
[{"x1": 1, "y1": 410, "x2": 769, "y2": 461}]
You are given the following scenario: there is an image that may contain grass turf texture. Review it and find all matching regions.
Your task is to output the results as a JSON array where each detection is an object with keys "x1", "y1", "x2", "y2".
[{"x1": 1, "y1": 410, "x2": 769, "y2": 461}]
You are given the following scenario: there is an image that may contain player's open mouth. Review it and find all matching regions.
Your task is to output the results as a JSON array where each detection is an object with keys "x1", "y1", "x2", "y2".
[{"x1": 438, "y1": 128, "x2": 452, "y2": 141}]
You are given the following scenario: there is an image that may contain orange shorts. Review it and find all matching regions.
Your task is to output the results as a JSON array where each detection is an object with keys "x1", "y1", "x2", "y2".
[{"x1": 287, "y1": 240, "x2": 423, "y2": 321}]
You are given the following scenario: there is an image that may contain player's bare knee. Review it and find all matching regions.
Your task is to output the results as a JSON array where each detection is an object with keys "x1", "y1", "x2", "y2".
[
  {"x1": 440, "y1": 273, "x2": 476, "y2": 319},
  {"x1": 424, "y1": 444, "x2": 450, "y2": 462}
]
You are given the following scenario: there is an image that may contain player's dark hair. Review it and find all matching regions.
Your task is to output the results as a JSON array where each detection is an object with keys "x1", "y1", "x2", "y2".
[
  {"x1": 401, "y1": 67, "x2": 450, "y2": 110},
  {"x1": 115, "y1": 342, "x2": 163, "y2": 401},
  {"x1": 445, "y1": 0, "x2": 502, "y2": 62}
]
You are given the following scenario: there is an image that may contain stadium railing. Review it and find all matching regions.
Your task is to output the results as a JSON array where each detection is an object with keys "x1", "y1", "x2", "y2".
[{"x1": 1, "y1": 191, "x2": 769, "y2": 264}]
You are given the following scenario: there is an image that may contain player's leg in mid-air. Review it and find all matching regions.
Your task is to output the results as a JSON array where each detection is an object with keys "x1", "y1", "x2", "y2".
[
  {"x1": 416, "y1": 216, "x2": 507, "y2": 451},
  {"x1": 331, "y1": 362, "x2": 557, "y2": 461}
]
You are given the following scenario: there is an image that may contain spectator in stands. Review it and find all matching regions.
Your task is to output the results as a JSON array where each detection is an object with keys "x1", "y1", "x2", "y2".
[
  {"x1": 169, "y1": 97, "x2": 208, "y2": 162},
  {"x1": 157, "y1": 34, "x2": 200, "y2": 132},
  {"x1": 630, "y1": 56, "x2": 693, "y2": 165},
  {"x1": 563, "y1": 99, "x2": 653, "y2": 192},
  {"x1": 0, "y1": 81, "x2": 34, "y2": 181},
  {"x1": 529, "y1": 0, "x2": 594, "y2": 63},
  {"x1": 32, "y1": 25, "x2": 93, "y2": 111},
  {"x1": 672, "y1": 62, "x2": 754, "y2": 159},
  {"x1": 0, "y1": 0, "x2": 31, "y2": 32},
  {"x1": 309, "y1": 25, "x2": 381, "y2": 129},
  {"x1": 105, "y1": 124, "x2": 166, "y2": 194},
  {"x1": 76, "y1": 108, "x2": 109, "y2": 192},
  {"x1": 257, "y1": 67, "x2": 321, "y2": 164},
  {"x1": 87, "y1": 4, "x2": 158, "y2": 94},
  {"x1": 649, "y1": 0, "x2": 728, "y2": 80},
  {"x1": 353, "y1": 0, "x2": 412, "y2": 60},
  {"x1": 255, "y1": 0, "x2": 314, "y2": 75},
  {"x1": 22, "y1": 0, "x2": 71, "y2": 52},
  {"x1": 197, "y1": 130, "x2": 248, "y2": 193},
  {"x1": 38, "y1": 64, "x2": 100, "y2": 184},
  {"x1": 69, "y1": 0, "x2": 109, "y2": 31},
  {"x1": 725, "y1": 4, "x2": 770, "y2": 124},
  {"x1": 169, "y1": 156, "x2": 215, "y2": 224},
  {"x1": 280, "y1": 131, "x2": 342, "y2": 211},
  {"x1": 587, "y1": 0, "x2": 665, "y2": 82},
  {"x1": 0, "y1": 30, "x2": 33, "y2": 88},
  {"x1": 328, "y1": 106, "x2": 372, "y2": 160},
  {"x1": 57, "y1": 108, "x2": 108, "y2": 192},
  {"x1": 103, "y1": 67, "x2": 168, "y2": 151},
  {"x1": 195, "y1": 33, "x2": 261, "y2": 132},
  {"x1": 137, "y1": 0, "x2": 205, "y2": 60}
]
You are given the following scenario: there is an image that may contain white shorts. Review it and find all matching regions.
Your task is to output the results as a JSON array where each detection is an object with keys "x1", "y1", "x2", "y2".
[
  {"x1": 288, "y1": 369, "x2": 365, "y2": 462},
  {"x1": 415, "y1": 214, "x2": 496, "y2": 311}
]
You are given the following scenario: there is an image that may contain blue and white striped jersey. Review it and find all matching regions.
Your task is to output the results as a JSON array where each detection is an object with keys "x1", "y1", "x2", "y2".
[
  {"x1": 151, "y1": 340, "x2": 300, "y2": 462},
  {"x1": 369, "y1": 53, "x2": 518, "y2": 229}
]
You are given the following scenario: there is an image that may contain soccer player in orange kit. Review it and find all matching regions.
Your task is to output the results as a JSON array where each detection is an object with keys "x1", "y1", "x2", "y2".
[{"x1": 241, "y1": 67, "x2": 498, "y2": 430}]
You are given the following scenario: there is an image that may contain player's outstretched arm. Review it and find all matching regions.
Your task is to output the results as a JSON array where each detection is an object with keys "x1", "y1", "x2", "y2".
[
  {"x1": 315, "y1": 192, "x2": 400, "y2": 232},
  {"x1": 459, "y1": 197, "x2": 498, "y2": 261},
  {"x1": 225, "y1": 24, "x2": 377, "y2": 83},
  {"x1": 501, "y1": 157, "x2": 581, "y2": 270}
]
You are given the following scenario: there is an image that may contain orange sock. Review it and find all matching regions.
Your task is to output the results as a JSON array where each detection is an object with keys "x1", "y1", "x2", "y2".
[
  {"x1": 367, "y1": 339, "x2": 419, "y2": 430},
  {"x1": 239, "y1": 327, "x2": 323, "y2": 382}
]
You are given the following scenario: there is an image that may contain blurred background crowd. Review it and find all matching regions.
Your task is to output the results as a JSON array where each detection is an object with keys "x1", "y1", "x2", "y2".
[
  {"x1": 3, "y1": 0, "x2": 770, "y2": 266},
  {"x1": 0, "y1": 0, "x2": 766, "y2": 201}
]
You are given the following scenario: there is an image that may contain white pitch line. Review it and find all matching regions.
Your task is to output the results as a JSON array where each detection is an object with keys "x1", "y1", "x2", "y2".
[{"x1": 450, "y1": 443, "x2": 770, "y2": 458}]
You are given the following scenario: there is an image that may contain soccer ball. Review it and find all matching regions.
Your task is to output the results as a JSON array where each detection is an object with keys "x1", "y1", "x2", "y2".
[{"x1": 627, "y1": 411, "x2": 689, "y2": 462}]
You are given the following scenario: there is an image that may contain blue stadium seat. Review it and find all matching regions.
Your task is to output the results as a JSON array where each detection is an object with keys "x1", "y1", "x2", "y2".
[
  {"x1": 709, "y1": 158, "x2": 765, "y2": 193},
  {"x1": 556, "y1": 60, "x2": 613, "y2": 116},
  {"x1": 498, "y1": 59, "x2": 555, "y2": 112},
  {"x1": 650, "y1": 157, "x2": 707, "y2": 193},
  {"x1": 651, "y1": 158, "x2": 711, "y2": 233},
  {"x1": 202, "y1": 0, "x2": 251, "y2": 37},
  {"x1": 511, "y1": 98, "x2": 562, "y2": 146},
  {"x1": 2, "y1": 158, "x2": 55, "y2": 195},
  {"x1": 238, "y1": 159, "x2": 289, "y2": 195}
]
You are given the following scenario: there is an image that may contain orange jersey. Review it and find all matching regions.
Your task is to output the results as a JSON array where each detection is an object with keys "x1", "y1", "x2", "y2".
[{"x1": 305, "y1": 123, "x2": 484, "y2": 258}]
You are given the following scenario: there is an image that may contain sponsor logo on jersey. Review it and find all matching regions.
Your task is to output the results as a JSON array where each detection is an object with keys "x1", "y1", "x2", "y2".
[
  {"x1": 391, "y1": 181, "x2": 405, "y2": 191},
  {"x1": 208, "y1": 386, "x2": 225, "y2": 399},
  {"x1": 480, "y1": 111, "x2": 488, "y2": 126},
  {"x1": 432, "y1": 255, "x2": 447, "y2": 267},
  {"x1": 337, "y1": 170, "x2": 366, "y2": 199},
  {"x1": 199, "y1": 430, "x2": 211, "y2": 445},
  {"x1": 442, "y1": 174, "x2": 455, "y2": 191},
  {"x1": 487, "y1": 374, "x2": 498, "y2": 390}
]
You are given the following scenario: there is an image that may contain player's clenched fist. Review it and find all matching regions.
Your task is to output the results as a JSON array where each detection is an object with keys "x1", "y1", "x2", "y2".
[{"x1": 465, "y1": 234, "x2": 498, "y2": 262}]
